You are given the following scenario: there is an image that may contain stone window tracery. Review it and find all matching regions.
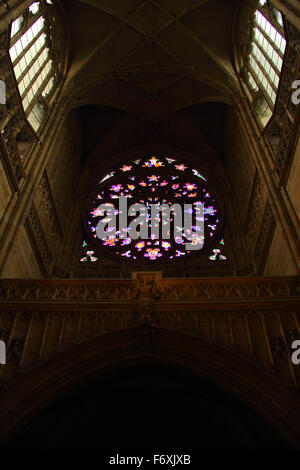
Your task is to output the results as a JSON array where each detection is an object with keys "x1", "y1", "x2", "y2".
[
  {"x1": 9, "y1": 0, "x2": 62, "y2": 132},
  {"x1": 244, "y1": 0, "x2": 287, "y2": 127},
  {"x1": 81, "y1": 156, "x2": 228, "y2": 265}
]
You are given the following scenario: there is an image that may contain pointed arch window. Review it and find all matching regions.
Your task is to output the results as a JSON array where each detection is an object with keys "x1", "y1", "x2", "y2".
[
  {"x1": 245, "y1": 0, "x2": 286, "y2": 127},
  {"x1": 9, "y1": 0, "x2": 60, "y2": 133}
]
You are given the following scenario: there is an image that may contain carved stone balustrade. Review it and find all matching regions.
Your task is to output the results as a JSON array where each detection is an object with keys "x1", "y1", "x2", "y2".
[{"x1": 0, "y1": 275, "x2": 299, "y2": 303}]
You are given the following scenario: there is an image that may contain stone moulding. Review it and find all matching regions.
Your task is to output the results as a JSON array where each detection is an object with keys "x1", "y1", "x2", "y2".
[{"x1": 0, "y1": 275, "x2": 299, "y2": 304}]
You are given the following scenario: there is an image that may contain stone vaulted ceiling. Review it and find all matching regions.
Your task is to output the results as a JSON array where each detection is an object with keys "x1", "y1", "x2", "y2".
[{"x1": 59, "y1": 0, "x2": 243, "y2": 191}]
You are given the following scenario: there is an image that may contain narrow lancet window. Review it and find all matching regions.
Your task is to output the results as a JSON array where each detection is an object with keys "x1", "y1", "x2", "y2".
[
  {"x1": 9, "y1": 1, "x2": 59, "y2": 132},
  {"x1": 246, "y1": 0, "x2": 286, "y2": 126}
]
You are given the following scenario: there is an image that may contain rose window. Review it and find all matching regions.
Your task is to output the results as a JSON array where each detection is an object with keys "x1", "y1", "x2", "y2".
[{"x1": 84, "y1": 156, "x2": 223, "y2": 262}]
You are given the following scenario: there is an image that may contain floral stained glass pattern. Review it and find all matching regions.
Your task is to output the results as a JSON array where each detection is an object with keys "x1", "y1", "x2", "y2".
[{"x1": 84, "y1": 156, "x2": 225, "y2": 263}]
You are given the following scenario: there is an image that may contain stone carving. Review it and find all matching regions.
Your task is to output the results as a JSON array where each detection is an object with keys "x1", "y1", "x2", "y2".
[
  {"x1": 26, "y1": 203, "x2": 53, "y2": 273},
  {"x1": 0, "y1": 28, "x2": 30, "y2": 186},
  {"x1": 254, "y1": 201, "x2": 275, "y2": 273},
  {"x1": 0, "y1": 121, "x2": 24, "y2": 185},
  {"x1": 245, "y1": 171, "x2": 264, "y2": 239},
  {"x1": 266, "y1": 27, "x2": 300, "y2": 179},
  {"x1": 0, "y1": 275, "x2": 298, "y2": 303},
  {"x1": 37, "y1": 172, "x2": 63, "y2": 241}
]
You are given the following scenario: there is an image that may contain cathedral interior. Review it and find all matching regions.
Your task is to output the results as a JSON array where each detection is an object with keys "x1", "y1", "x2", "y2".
[{"x1": 0, "y1": 0, "x2": 300, "y2": 452}]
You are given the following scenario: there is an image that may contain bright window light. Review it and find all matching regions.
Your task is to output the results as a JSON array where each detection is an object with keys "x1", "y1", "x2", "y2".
[
  {"x1": 10, "y1": 16, "x2": 23, "y2": 37},
  {"x1": 9, "y1": 2, "x2": 56, "y2": 132},
  {"x1": 246, "y1": 1, "x2": 286, "y2": 126},
  {"x1": 29, "y1": 2, "x2": 40, "y2": 14}
]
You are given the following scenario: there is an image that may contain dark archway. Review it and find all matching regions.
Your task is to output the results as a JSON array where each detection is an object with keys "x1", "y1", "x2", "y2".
[
  {"x1": 0, "y1": 327, "x2": 299, "y2": 449},
  {"x1": 1, "y1": 361, "x2": 289, "y2": 451}
]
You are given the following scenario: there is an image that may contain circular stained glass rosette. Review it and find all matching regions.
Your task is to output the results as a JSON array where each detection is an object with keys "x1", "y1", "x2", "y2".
[{"x1": 86, "y1": 157, "x2": 222, "y2": 262}]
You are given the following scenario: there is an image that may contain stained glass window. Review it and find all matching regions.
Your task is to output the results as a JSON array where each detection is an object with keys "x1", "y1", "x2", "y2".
[
  {"x1": 83, "y1": 156, "x2": 225, "y2": 263},
  {"x1": 9, "y1": 1, "x2": 57, "y2": 132},
  {"x1": 80, "y1": 241, "x2": 99, "y2": 263},
  {"x1": 247, "y1": 1, "x2": 286, "y2": 126},
  {"x1": 209, "y1": 238, "x2": 227, "y2": 261}
]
